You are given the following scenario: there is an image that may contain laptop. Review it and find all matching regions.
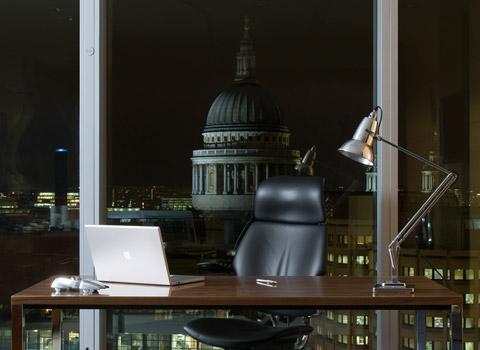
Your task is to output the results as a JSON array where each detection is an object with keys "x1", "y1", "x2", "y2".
[{"x1": 85, "y1": 225, "x2": 204, "y2": 286}]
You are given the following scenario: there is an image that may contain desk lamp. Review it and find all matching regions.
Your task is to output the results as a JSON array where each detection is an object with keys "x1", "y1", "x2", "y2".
[
  {"x1": 338, "y1": 106, "x2": 457, "y2": 293},
  {"x1": 295, "y1": 146, "x2": 317, "y2": 175}
]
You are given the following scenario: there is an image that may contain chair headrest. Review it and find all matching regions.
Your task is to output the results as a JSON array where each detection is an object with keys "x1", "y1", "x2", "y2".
[{"x1": 254, "y1": 176, "x2": 326, "y2": 224}]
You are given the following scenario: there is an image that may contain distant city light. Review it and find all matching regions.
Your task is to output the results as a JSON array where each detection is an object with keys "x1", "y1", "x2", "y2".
[{"x1": 56, "y1": 148, "x2": 68, "y2": 152}]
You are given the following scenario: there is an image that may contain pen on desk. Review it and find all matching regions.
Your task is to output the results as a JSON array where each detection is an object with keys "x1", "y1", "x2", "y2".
[{"x1": 256, "y1": 278, "x2": 278, "y2": 287}]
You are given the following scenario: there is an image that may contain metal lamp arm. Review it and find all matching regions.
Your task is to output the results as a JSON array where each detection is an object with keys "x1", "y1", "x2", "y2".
[{"x1": 375, "y1": 135, "x2": 458, "y2": 283}]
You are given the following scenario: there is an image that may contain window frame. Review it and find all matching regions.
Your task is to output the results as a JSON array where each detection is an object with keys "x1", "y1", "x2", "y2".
[{"x1": 79, "y1": 0, "x2": 107, "y2": 348}]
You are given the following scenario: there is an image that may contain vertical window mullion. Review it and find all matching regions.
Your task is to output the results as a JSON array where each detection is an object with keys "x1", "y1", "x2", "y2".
[
  {"x1": 79, "y1": 0, "x2": 107, "y2": 348},
  {"x1": 376, "y1": 0, "x2": 399, "y2": 348}
]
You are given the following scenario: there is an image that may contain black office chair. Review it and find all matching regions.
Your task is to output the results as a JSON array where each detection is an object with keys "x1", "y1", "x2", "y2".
[{"x1": 184, "y1": 176, "x2": 327, "y2": 350}]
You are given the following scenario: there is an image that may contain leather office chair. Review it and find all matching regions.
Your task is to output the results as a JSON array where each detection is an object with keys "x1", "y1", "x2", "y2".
[{"x1": 184, "y1": 176, "x2": 327, "y2": 350}]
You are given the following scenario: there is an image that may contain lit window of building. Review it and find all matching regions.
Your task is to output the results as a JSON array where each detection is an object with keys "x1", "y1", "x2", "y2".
[
  {"x1": 356, "y1": 256, "x2": 369, "y2": 265},
  {"x1": 465, "y1": 294, "x2": 474, "y2": 304},
  {"x1": 465, "y1": 318, "x2": 475, "y2": 329},
  {"x1": 404, "y1": 267, "x2": 415, "y2": 276},
  {"x1": 424, "y1": 268, "x2": 433, "y2": 279},
  {"x1": 337, "y1": 255, "x2": 349, "y2": 265},
  {"x1": 433, "y1": 269, "x2": 444, "y2": 280},
  {"x1": 403, "y1": 337, "x2": 415, "y2": 349},
  {"x1": 326, "y1": 311, "x2": 334, "y2": 321},
  {"x1": 337, "y1": 334, "x2": 348, "y2": 344},
  {"x1": 465, "y1": 269, "x2": 474, "y2": 280},
  {"x1": 355, "y1": 235, "x2": 372, "y2": 245},
  {"x1": 454, "y1": 269, "x2": 464, "y2": 280},
  {"x1": 403, "y1": 313, "x2": 415, "y2": 326},
  {"x1": 356, "y1": 335, "x2": 368, "y2": 345},
  {"x1": 338, "y1": 235, "x2": 348, "y2": 245},
  {"x1": 434, "y1": 317, "x2": 443, "y2": 328},
  {"x1": 327, "y1": 253, "x2": 334, "y2": 263},
  {"x1": 337, "y1": 314, "x2": 348, "y2": 324},
  {"x1": 355, "y1": 315, "x2": 368, "y2": 326},
  {"x1": 426, "y1": 340, "x2": 443, "y2": 350},
  {"x1": 465, "y1": 342, "x2": 474, "y2": 350}
]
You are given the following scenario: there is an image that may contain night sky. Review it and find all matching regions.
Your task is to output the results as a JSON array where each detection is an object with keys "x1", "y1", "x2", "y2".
[
  {"x1": 108, "y1": 0, "x2": 374, "y2": 189},
  {"x1": 0, "y1": 0, "x2": 79, "y2": 193},
  {"x1": 0, "y1": 0, "x2": 374, "y2": 193}
]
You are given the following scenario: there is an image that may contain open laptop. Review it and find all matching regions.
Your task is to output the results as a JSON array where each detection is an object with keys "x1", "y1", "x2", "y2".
[{"x1": 85, "y1": 225, "x2": 204, "y2": 286}]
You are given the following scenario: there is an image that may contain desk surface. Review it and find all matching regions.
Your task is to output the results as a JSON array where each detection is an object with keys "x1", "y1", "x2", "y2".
[{"x1": 11, "y1": 275, "x2": 462, "y2": 310}]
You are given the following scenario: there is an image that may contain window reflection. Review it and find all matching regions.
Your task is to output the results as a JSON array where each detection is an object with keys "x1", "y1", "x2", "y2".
[
  {"x1": 0, "y1": 0, "x2": 80, "y2": 346},
  {"x1": 399, "y1": 0, "x2": 478, "y2": 346},
  {"x1": 107, "y1": 1, "x2": 373, "y2": 349}
]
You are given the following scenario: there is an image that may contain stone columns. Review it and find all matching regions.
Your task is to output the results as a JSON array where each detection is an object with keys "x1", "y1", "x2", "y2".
[
  {"x1": 223, "y1": 164, "x2": 227, "y2": 194},
  {"x1": 199, "y1": 165, "x2": 203, "y2": 194},
  {"x1": 233, "y1": 164, "x2": 238, "y2": 194}
]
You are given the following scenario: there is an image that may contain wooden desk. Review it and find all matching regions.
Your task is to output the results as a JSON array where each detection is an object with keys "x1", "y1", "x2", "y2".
[{"x1": 12, "y1": 275, "x2": 463, "y2": 350}]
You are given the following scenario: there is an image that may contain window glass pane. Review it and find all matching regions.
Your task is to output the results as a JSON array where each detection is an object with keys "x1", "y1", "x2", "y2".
[
  {"x1": 399, "y1": 0, "x2": 478, "y2": 346},
  {"x1": 0, "y1": 0, "x2": 79, "y2": 346},
  {"x1": 107, "y1": 1, "x2": 373, "y2": 349}
]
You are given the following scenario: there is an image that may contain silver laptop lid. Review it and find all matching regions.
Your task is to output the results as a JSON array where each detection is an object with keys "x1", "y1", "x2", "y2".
[{"x1": 85, "y1": 225, "x2": 171, "y2": 285}]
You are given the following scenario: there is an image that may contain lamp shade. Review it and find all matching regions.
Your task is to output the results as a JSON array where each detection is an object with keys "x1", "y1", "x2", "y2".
[{"x1": 338, "y1": 110, "x2": 379, "y2": 166}]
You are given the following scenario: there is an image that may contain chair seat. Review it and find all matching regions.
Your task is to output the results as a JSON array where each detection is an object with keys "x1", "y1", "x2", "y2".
[{"x1": 184, "y1": 318, "x2": 313, "y2": 350}]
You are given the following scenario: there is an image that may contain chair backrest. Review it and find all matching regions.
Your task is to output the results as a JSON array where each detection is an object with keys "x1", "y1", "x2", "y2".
[{"x1": 233, "y1": 176, "x2": 327, "y2": 277}]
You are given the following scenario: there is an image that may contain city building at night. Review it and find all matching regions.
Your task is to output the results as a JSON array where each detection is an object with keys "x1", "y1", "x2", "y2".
[{"x1": 191, "y1": 17, "x2": 301, "y2": 212}]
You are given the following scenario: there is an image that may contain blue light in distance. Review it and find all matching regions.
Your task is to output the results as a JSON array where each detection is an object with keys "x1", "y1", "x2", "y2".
[{"x1": 55, "y1": 148, "x2": 68, "y2": 152}]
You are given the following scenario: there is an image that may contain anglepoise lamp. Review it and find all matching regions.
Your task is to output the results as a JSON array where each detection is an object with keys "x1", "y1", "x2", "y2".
[
  {"x1": 338, "y1": 106, "x2": 457, "y2": 293},
  {"x1": 295, "y1": 146, "x2": 317, "y2": 176}
]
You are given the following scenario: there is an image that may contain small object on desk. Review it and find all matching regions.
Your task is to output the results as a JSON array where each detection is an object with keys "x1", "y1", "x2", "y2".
[
  {"x1": 256, "y1": 278, "x2": 277, "y2": 287},
  {"x1": 79, "y1": 279, "x2": 109, "y2": 295},
  {"x1": 373, "y1": 283, "x2": 415, "y2": 296},
  {"x1": 51, "y1": 276, "x2": 109, "y2": 295},
  {"x1": 51, "y1": 276, "x2": 81, "y2": 293}
]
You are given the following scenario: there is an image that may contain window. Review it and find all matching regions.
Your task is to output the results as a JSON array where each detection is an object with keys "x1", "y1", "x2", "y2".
[
  {"x1": 465, "y1": 318, "x2": 475, "y2": 329},
  {"x1": 356, "y1": 255, "x2": 369, "y2": 265},
  {"x1": 337, "y1": 314, "x2": 349, "y2": 324},
  {"x1": 403, "y1": 337, "x2": 415, "y2": 349},
  {"x1": 465, "y1": 294, "x2": 474, "y2": 305},
  {"x1": 356, "y1": 315, "x2": 369, "y2": 326},
  {"x1": 433, "y1": 269, "x2": 444, "y2": 280},
  {"x1": 399, "y1": 1, "x2": 478, "y2": 347},
  {"x1": 337, "y1": 334, "x2": 348, "y2": 344},
  {"x1": 0, "y1": 0, "x2": 79, "y2": 347},
  {"x1": 356, "y1": 335, "x2": 368, "y2": 345},
  {"x1": 455, "y1": 269, "x2": 464, "y2": 280},
  {"x1": 105, "y1": 0, "x2": 373, "y2": 348},
  {"x1": 424, "y1": 268, "x2": 433, "y2": 279},
  {"x1": 403, "y1": 313, "x2": 415, "y2": 326},
  {"x1": 337, "y1": 255, "x2": 349, "y2": 265}
]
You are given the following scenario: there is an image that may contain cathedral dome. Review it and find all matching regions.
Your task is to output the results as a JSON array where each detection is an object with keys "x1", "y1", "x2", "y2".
[
  {"x1": 203, "y1": 17, "x2": 288, "y2": 134},
  {"x1": 204, "y1": 82, "x2": 288, "y2": 133}
]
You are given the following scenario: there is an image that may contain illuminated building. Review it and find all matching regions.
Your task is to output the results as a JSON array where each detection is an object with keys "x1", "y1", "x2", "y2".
[
  {"x1": 33, "y1": 192, "x2": 79, "y2": 209},
  {"x1": 191, "y1": 17, "x2": 301, "y2": 212}
]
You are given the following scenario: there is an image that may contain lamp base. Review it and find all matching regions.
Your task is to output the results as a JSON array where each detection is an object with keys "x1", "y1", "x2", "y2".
[{"x1": 373, "y1": 281, "x2": 414, "y2": 296}]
